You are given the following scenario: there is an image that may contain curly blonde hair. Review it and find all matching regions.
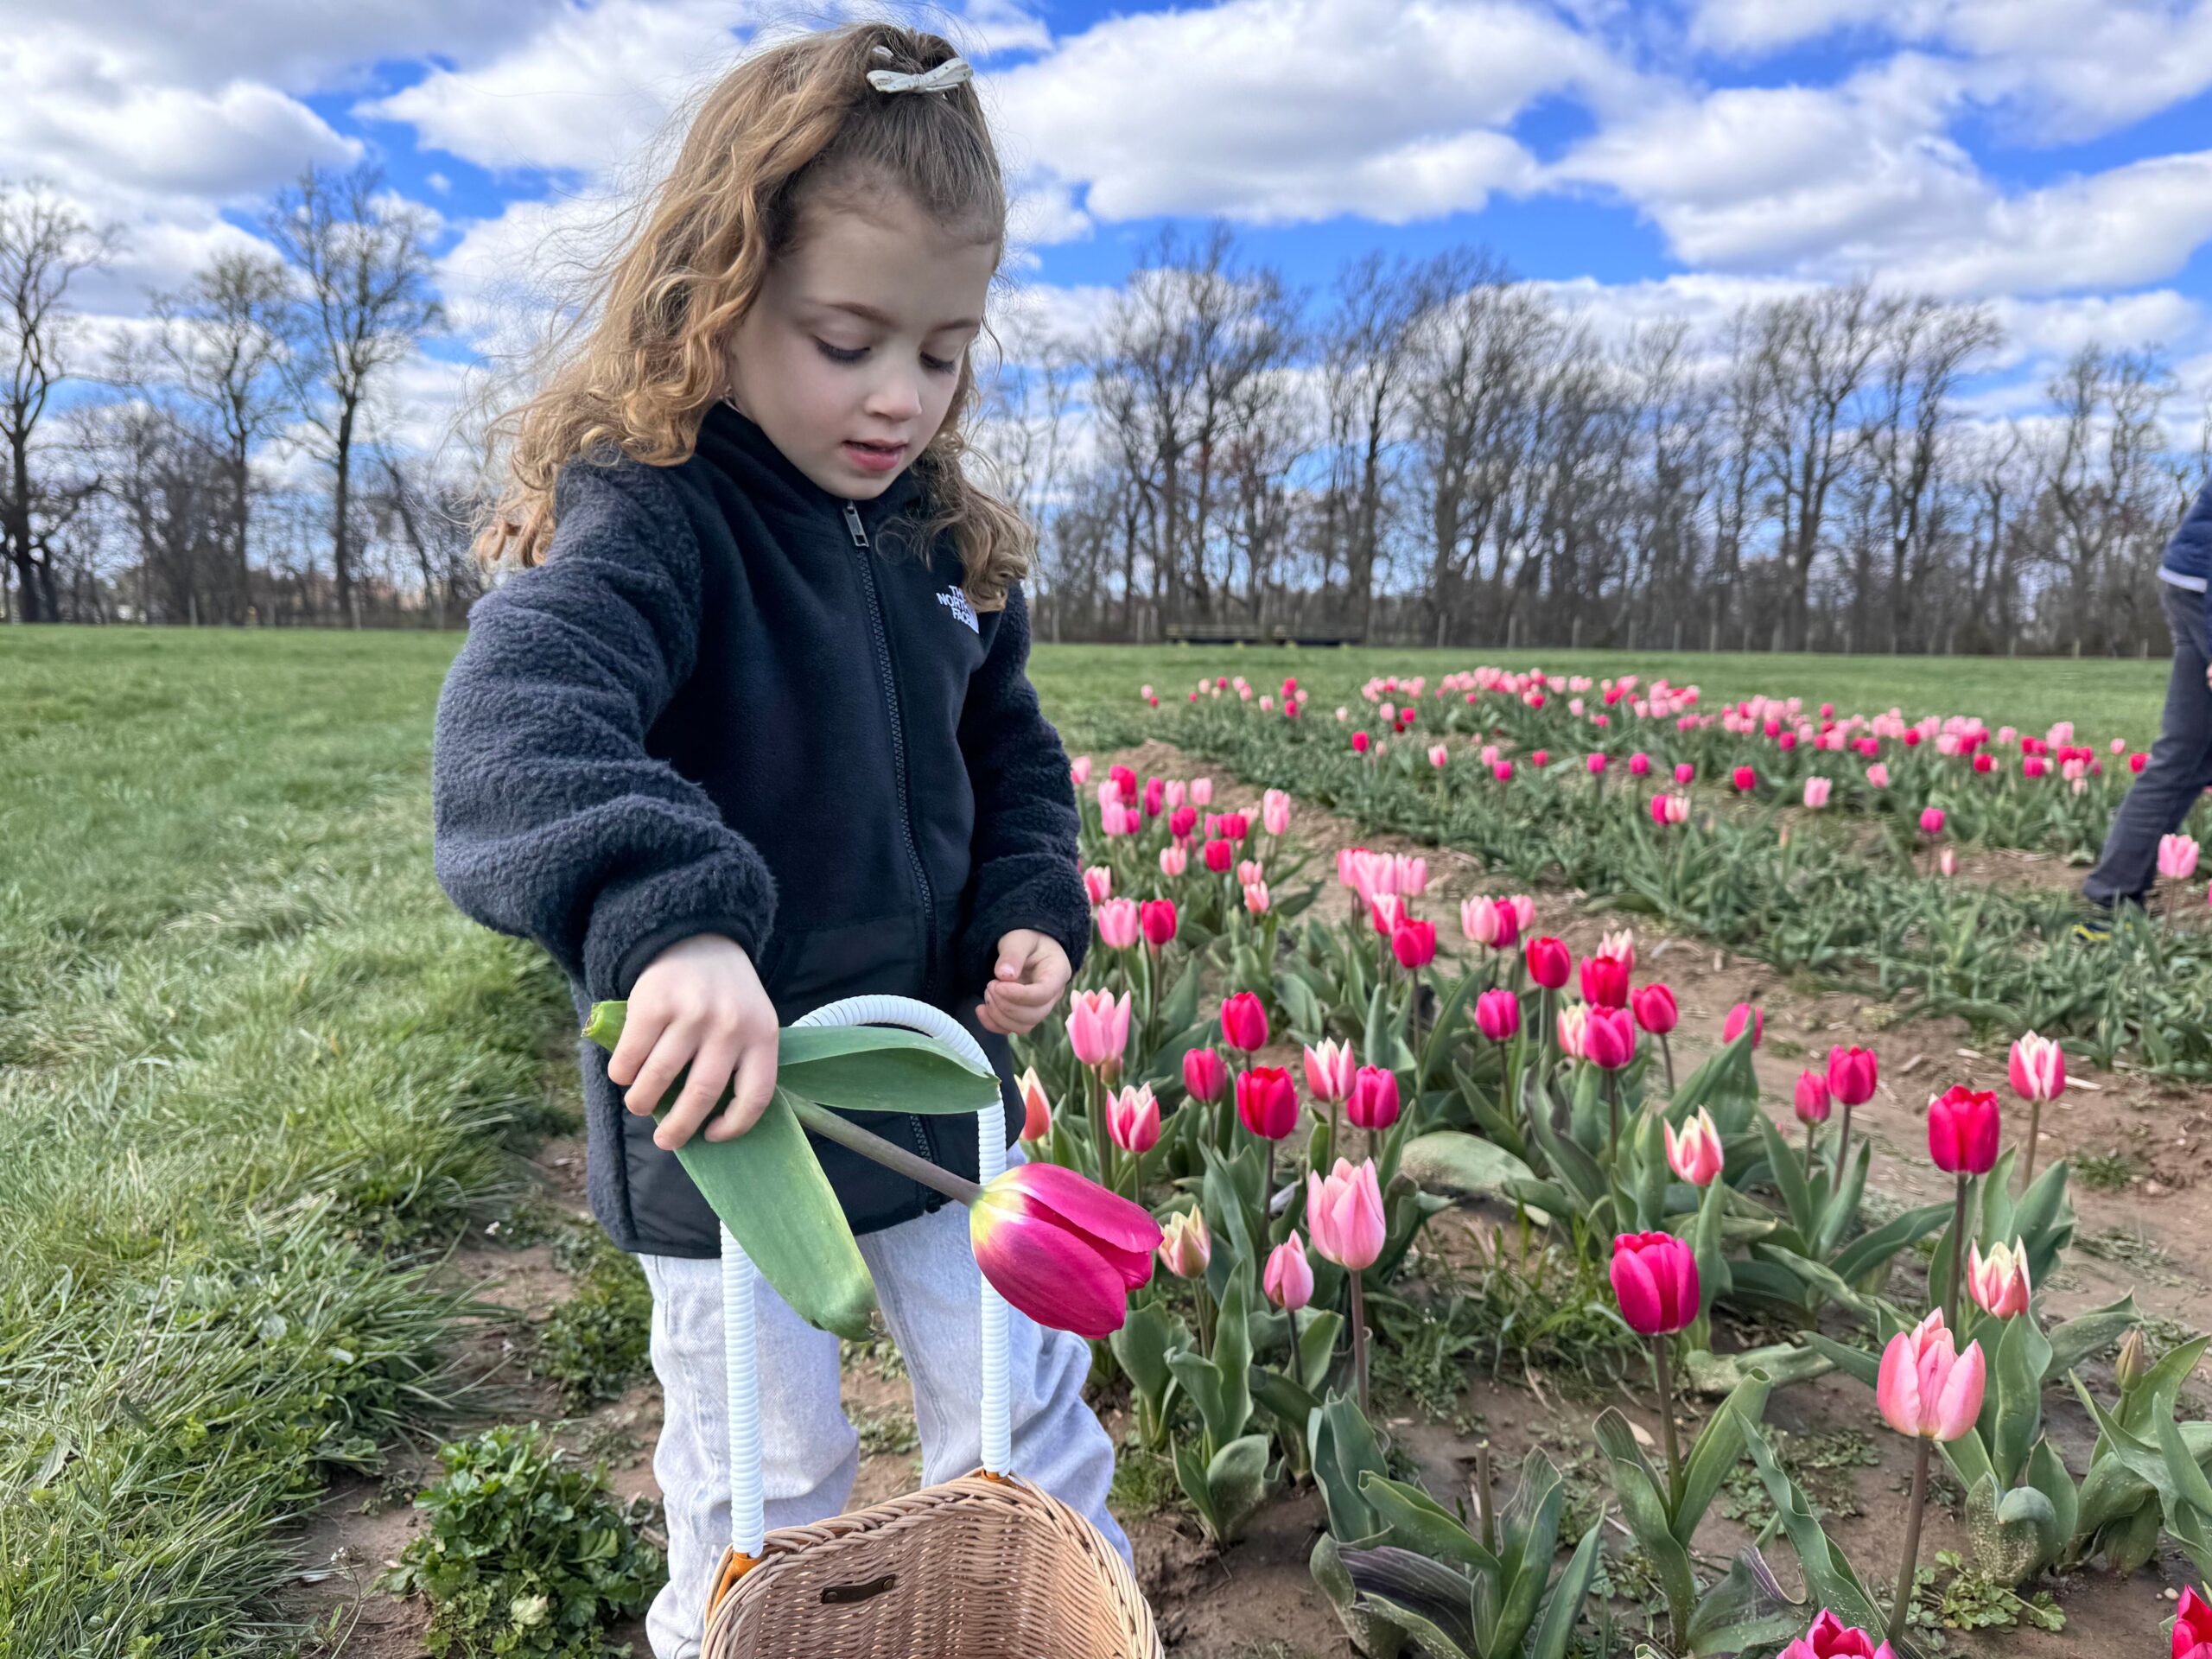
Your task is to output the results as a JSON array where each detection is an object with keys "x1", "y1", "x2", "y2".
[{"x1": 472, "y1": 20, "x2": 1032, "y2": 609}]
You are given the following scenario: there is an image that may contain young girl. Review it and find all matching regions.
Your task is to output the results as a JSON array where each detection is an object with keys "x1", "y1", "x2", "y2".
[{"x1": 428, "y1": 25, "x2": 1128, "y2": 1657}]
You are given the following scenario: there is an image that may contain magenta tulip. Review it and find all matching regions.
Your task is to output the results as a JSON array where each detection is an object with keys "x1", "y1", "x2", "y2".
[
  {"x1": 2173, "y1": 1587, "x2": 2212, "y2": 1659},
  {"x1": 1219, "y1": 991, "x2": 1269, "y2": 1053},
  {"x1": 1927, "y1": 1084, "x2": 2000, "y2": 1174},
  {"x1": 1139, "y1": 898, "x2": 1178, "y2": 950},
  {"x1": 1474, "y1": 988, "x2": 1522, "y2": 1042},
  {"x1": 969, "y1": 1162, "x2": 1160, "y2": 1338},
  {"x1": 1723, "y1": 1001, "x2": 1762, "y2": 1047},
  {"x1": 1610, "y1": 1231, "x2": 1698, "y2": 1336},
  {"x1": 1582, "y1": 1006, "x2": 1637, "y2": 1071},
  {"x1": 1779, "y1": 1610, "x2": 1895, "y2": 1659},
  {"x1": 1579, "y1": 952, "x2": 1630, "y2": 1009},
  {"x1": 1525, "y1": 936, "x2": 1573, "y2": 990},
  {"x1": 1235, "y1": 1065, "x2": 1299, "y2": 1140},
  {"x1": 1631, "y1": 983, "x2": 1679, "y2": 1035},
  {"x1": 1391, "y1": 918, "x2": 1438, "y2": 969},
  {"x1": 1182, "y1": 1046, "x2": 1228, "y2": 1103},
  {"x1": 1794, "y1": 1071, "x2": 1832, "y2": 1124},
  {"x1": 1345, "y1": 1065, "x2": 1401, "y2": 1131},
  {"x1": 1826, "y1": 1046, "x2": 1878, "y2": 1105}
]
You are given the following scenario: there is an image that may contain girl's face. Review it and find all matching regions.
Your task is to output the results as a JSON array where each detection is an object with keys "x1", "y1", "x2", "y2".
[{"x1": 724, "y1": 188, "x2": 995, "y2": 500}]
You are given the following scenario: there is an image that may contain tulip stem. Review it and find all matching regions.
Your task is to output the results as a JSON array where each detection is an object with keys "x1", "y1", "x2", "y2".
[
  {"x1": 1349, "y1": 1268, "x2": 1370, "y2": 1417},
  {"x1": 1803, "y1": 1118, "x2": 1816, "y2": 1181},
  {"x1": 1660, "y1": 1031, "x2": 1675, "y2": 1096},
  {"x1": 1651, "y1": 1335, "x2": 1684, "y2": 1513},
  {"x1": 1262, "y1": 1141, "x2": 1276, "y2": 1244},
  {"x1": 2021, "y1": 1098, "x2": 2042, "y2": 1187},
  {"x1": 1945, "y1": 1173, "x2": 1970, "y2": 1332},
  {"x1": 1889, "y1": 1435, "x2": 1933, "y2": 1646},
  {"x1": 1836, "y1": 1099, "x2": 1853, "y2": 1185},
  {"x1": 1475, "y1": 1441, "x2": 1497, "y2": 1555},
  {"x1": 788, "y1": 1098, "x2": 977, "y2": 1205},
  {"x1": 1606, "y1": 1071, "x2": 1624, "y2": 1163}
]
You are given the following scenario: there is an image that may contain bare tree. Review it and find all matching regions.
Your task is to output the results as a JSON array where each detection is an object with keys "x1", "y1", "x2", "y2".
[
  {"x1": 0, "y1": 178, "x2": 124, "y2": 622},
  {"x1": 1321, "y1": 251, "x2": 1425, "y2": 641},
  {"x1": 2035, "y1": 344, "x2": 2174, "y2": 652},
  {"x1": 263, "y1": 162, "x2": 442, "y2": 628}
]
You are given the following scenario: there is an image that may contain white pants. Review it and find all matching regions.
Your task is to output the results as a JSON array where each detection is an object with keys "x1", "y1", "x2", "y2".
[{"x1": 637, "y1": 1164, "x2": 1134, "y2": 1659}]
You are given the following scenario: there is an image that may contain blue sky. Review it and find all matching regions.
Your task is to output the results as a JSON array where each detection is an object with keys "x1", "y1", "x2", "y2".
[{"x1": 9, "y1": 0, "x2": 2212, "y2": 449}]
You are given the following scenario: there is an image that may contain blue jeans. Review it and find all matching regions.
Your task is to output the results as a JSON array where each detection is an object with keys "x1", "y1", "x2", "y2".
[
  {"x1": 2085, "y1": 581, "x2": 2212, "y2": 908},
  {"x1": 636, "y1": 1147, "x2": 1132, "y2": 1659}
]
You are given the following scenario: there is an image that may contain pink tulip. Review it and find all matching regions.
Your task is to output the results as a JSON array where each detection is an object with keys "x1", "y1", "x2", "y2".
[
  {"x1": 1579, "y1": 952, "x2": 1630, "y2": 1009},
  {"x1": 2173, "y1": 1586, "x2": 2212, "y2": 1659},
  {"x1": 1967, "y1": 1238, "x2": 2031, "y2": 1319},
  {"x1": 1937, "y1": 847, "x2": 1957, "y2": 877},
  {"x1": 1827, "y1": 1046, "x2": 1877, "y2": 1105},
  {"x1": 1526, "y1": 937, "x2": 1573, "y2": 990},
  {"x1": 1631, "y1": 983, "x2": 1678, "y2": 1034},
  {"x1": 1508, "y1": 893, "x2": 1536, "y2": 931},
  {"x1": 1583, "y1": 1006, "x2": 1637, "y2": 1071},
  {"x1": 2008, "y1": 1032, "x2": 2065, "y2": 1102},
  {"x1": 1664, "y1": 1107, "x2": 1725, "y2": 1185},
  {"x1": 1243, "y1": 880, "x2": 1271, "y2": 914},
  {"x1": 1475, "y1": 988, "x2": 1522, "y2": 1041},
  {"x1": 2161, "y1": 834, "x2": 2201, "y2": 880},
  {"x1": 1183, "y1": 1048, "x2": 1227, "y2": 1111},
  {"x1": 1158, "y1": 843, "x2": 1187, "y2": 877},
  {"x1": 1918, "y1": 806, "x2": 1946, "y2": 837},
  {"x1": 1556, "y1": 1002, "x2": 1587, "y2": 1062},
  {"x1": 1083, "y1": 865, "x2": 1111, "y2": 905},
  {"x1": 1095, "y1": 896, "x2": 1140, "y2": 950},
  {"x1": 1778, "y1": 1609, "x2": 1896, "y2": 1659},
  {"x1": 969, "y1": 1162, "x2": 1160, "y2": 1338},
  {"x1": 1067, "y1": 988, "x2": 1130, "y2": 1071},
  {"x1": 1262, "y1": 787, "x2": 1291, "y2": 836},
  {"x1": 1675, "y1": 762, "x2": 1695, "y2": 785},
  {"x1": 1157, "y1": 1206, "x2": 1210, "y2": 1278},
  {"x1": 1803, "y1": 776, "x2": 1833, "y2": 810},
  {"x1": 1610, "y1": 1231, "x2": 1698, "y2": 1336},
  {"x1": 1107, "y1": 1083, "x2": 1160, "y2": 1154},
  {"x1": 1303, "y1": 1038, "x2": 1357, "y2": 1104},
  {"x1": 1794, "y1": 1071, "x2": 1832, "y2": 1124},
  {"x1": 1016, "y1": 1066, "x2": 1052, "y2": 1141},
  {"x1": 1070, "y1": 756, "x2": 1093, "y2": 787},
  {"x1": 1189, "y1": 778, "x2": 1212, "y2": 805},
  {"x1": 1220, "y1": 991, "x2": 1269, "y2": 1052},
  {"x1": 1876, "y1": 1308, "x2": 1986, "y2": 1440},
  {"x1": 1346, "y1": 1065, "x2": 1401, "y2": 1131},
  {"x1": 1723, "y1": 1002, "x2": 1762, "y2": 1047},
  {"x1": 1306, "y1": 1157, "x2": 1387, "y2": 1270},
  {"x1": 1927, "y1": 1084, "x2": 2000, "y2": 1174},
  {"x1": 1140, "y1": 898, "x2": 1179, "y2": 950},
  {"x1": 1263, "y1": 1232, "x2": 1314, "y2": 1310}
]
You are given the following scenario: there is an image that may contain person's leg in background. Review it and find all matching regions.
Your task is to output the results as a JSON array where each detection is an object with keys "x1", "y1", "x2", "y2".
[
  {"x1": 2082, "y1": 582, "x2": 2212, "y2": 918},
  {"x1": 638, "y1": 1250, "x2": 861, "y2": 1659},
  {"x1": 861, "y1": 1147, "x2": 1135, "y2": 1571}
]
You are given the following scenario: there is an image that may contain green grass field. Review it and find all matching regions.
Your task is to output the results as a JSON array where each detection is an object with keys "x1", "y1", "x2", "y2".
[{"x1": 0, "y1": 625, "x2": 2173, "y2": 1650}]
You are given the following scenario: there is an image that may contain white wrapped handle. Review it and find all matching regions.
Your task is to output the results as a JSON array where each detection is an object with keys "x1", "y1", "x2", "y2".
[{"x1": 724, "y1": 994, "x2": 1011, "y2": 1559}]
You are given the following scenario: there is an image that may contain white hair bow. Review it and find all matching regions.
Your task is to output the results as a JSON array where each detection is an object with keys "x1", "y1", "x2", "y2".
[{"x1": 866, "y1": 54, "x2": 973, "y2": 95}]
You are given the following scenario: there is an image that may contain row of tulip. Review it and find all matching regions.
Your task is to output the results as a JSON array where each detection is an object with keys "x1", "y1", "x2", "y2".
[{"x1": 1030, "y1": 747, "x2": 2202, "y2": 1654}]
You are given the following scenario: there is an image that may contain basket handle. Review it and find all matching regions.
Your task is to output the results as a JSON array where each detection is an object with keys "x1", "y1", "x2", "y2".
[{"x1": 723, "y1": 993, "x2": 1011, "y2": 1560}]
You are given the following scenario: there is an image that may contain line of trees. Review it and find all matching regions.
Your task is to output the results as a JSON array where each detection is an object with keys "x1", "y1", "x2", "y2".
[{"x1": 6, "y1": 179, "x2": 2208, "y2": 654}]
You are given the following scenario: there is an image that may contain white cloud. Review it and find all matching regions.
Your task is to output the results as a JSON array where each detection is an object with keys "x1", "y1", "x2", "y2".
[{"x1": 987, "y1": 0, "x2": 1615, "y2": 226}]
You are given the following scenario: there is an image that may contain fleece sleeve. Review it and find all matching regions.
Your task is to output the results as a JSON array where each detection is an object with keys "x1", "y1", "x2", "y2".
[
  {"x1": 951, "y1": 580, "x2": 1092, "y2": 991},
  {"x1": 430, "y1": 457, "x2": 779, "y2": 1002}
]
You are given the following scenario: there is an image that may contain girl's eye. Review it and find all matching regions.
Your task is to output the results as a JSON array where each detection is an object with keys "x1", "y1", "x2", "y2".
[
  {"x1": 814, "y1": 339, "x2": 867, "y2": 364},
  {"x1": 922, "y1": 353, "x2": 959, "y2": 376}
]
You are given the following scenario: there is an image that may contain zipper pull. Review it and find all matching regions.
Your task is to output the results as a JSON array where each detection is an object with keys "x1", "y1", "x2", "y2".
[{"x1": 842, "y1": 501, "x2": 868, "y2": 548}]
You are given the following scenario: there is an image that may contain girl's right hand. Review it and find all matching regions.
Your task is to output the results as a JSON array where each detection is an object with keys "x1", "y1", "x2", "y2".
[{"x1": 606, "y1": 932, "x2": 779, "y2": 1151}]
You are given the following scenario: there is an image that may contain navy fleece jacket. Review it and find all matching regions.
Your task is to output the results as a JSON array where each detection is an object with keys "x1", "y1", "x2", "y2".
[{"x1": 429, "y1": 401, "x2": 1090, "y2": 1257}]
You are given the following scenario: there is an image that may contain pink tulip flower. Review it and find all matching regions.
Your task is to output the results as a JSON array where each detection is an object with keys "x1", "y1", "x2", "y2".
[
  {"x1": 1303, "y1": 1038, "x2": 1357, "y2": 1104},
  {"x1": 1157, "y1": 1206, "x2": 1210, "y2": 1278},
  {"x1": 1235, "y1": 1065, "x2": 1300, "y2": 1140},
  {"x1": 1631, "y1": 983, "x2": 1678, "y2": 1034},
  {"x1": 1306, "y1": 1157, "x2": 1387, "y2": 1270},
  {"x1": 969, "y1": 1162, "x2": 1160, "y2": 1338},
  {"x1": 1664, "y1": 1107, "x2": 1726, "y2": 1185},
  {"x1": 1107, "y1": 1083, "x2": 1160, "y2": 1154},
  {"x1": 1220, "y1": 991, "x2": 1269, "y2": 1053},
  {"x1": 1016, "y1": 1066, "x2": 1052, "y2": 1142},
  {"x1": 1919, "y1": 806, "x2": 1946, "y2": 837},
  {"x1": 1475, "y1": 988, "x2": 1522, "y2": 1041},
  {"x1": 2173, "y1": 1586, "x2": 2212, "y2": 1659},
  {"x1": 1583, "y1": 1006, "x2": 1638, "y2": 1071},
  {"x1": 1876, "y1": 1308, "x2": 1986, "y2": 1440},
  {"x1": 1778, "y1": 1609, "x2": 1895, "y2": 1659},
  {"x1": 1083, "y1": 865, "x2": 1111, "y2": 905},
  {"x1": 1610, "y1": 1231, "x2": 1699, "y2": 1336},
  {"x1": 1827, "y1": 1046, "x2": 1877, "y2": 1105},
  {"x1": 2008, "y1": 1032, "x2": 2065, "y2": 1102},
  {"x1": 1723, "y1": 1002, "x2": 1763, "y2": 1047},
  {"x1": 1866, "y1": 762, "x2": 1891, "y2": 790},
  {"x1": 1346, "y1": 1065, "x2": 1401, "y2": 1131},
  {"x1": 1794, "y1": 1071, "x2": 1833, "y2": 1124},
  {"x1": 1967, "y1": 1238, "x2": 2031, "y2": 1319},
  {"x1": 1263, "y1": 1232, "x2": 1314, "y2": 1311},
  {"x1": 1067, "y1": 988, "x2": 1131, "y2": 1071},
  {"x1": 1803, "y1": 777, "x2": 1833, "y2": 810},
  {"x1": 1927, "y1": 1084, "x2": 2000, "y2": 1175},
  {"x1": 2161, "y1": 834, "x2": 2201, "y2": 880}
]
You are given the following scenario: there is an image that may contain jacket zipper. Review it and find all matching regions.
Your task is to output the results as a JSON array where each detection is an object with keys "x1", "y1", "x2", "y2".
[{"x1": 843, "y1": 499, "x2": 940, "y2": 1173}]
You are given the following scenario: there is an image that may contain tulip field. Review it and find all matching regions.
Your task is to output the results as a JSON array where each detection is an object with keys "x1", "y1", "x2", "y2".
[
  {"x1": 1004, "y1": 661, "x2": 2212, "y2": 1658},
  {"x1": 6, "y1": 629, "x2": 2211, "y2": 1659}
]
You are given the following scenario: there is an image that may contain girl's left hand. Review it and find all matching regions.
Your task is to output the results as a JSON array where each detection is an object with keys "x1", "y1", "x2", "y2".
[{"x1": 976, "y1": 929, "x2": 1071, "y2": 1036}]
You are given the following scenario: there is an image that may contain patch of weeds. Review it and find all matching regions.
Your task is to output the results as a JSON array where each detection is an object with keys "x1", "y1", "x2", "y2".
[
  {"x1": 854, "y1": 1401, "x2": 919, "y2": 1458},
  {"x1": 569, "y1": 1409, "x2": 644, "y2": 1467},
  {"x1": 2143, "y1": 1313, "x2": 2206, "y2": 1353},
  {"x1": 378, "y1": 1421, "x2": 662, "y2": 1659},
  {"x1": 1370, "y1": 1296, "x2": 1484, "y2": 1433},
  {"x1": 1109, "y1": 1438, "x2": 1182, "y2": 1519},
  {"x1": 841, "y1": 1325, "x2": 908, "y2": 1382},
  {"x1": 1719, "y1": 1427, "x2": 1878, "y2": 1530},
  {"x1": 1931, "y1": 1550, "x2": 2064, "y2": 1634},
  {"x1": 486, "y1": 1192, "x2": 568, "y2": 1249},
  {"x1": 1766, "y1": 1037, "x2": 1808, "y2": 1059},
  {"x1": 1410, "y1": 1226, "x2": 1643, "y2": 1392},
  {"x1": 2079, "y1": 1225, "x2": 2182, "y2": 1285},
  {"x1": 2076, "y1": 1149, "x2": 2142, "y2": 1192},
  {"x1": 533, "y1": 1229, "x2": 652, "y2": 1409}
]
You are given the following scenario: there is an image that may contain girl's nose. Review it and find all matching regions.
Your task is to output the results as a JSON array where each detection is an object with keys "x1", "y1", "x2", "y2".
[{"x1": 865, "y1": 374, "x2": 924, "y2": 423}]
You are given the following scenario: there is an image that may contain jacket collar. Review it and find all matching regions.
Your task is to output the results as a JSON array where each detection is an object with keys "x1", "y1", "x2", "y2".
[{"x1": 695, "y1": 398, "x2": 925, "y2": 535}]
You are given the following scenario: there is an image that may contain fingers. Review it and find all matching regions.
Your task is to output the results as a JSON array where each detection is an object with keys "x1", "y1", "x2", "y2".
[
  {"x1": 654, "y1": 1020, "x2": 742, "y2": 1152},
  {"x1": 607, "y1": 1000, "x2": 669, "y2": 1093},
  {"x1": 704, "y1": 1040, "x2": 779, "y2": 1142}
]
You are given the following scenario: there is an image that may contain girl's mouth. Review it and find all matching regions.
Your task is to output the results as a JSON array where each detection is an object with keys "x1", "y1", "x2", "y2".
[{"x1": 843, "y1": 439, "x2": 906, "y2": 473}]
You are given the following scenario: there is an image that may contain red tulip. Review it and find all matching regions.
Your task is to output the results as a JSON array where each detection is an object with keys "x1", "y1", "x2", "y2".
[
  {"x1": 1630, "y1": 983, "x2": 1678, "y2": 1035},
  {"x1": 1202, "y1": 837, "x2": 1235, "y2": 874},
  {"x1": 969, "y1": 1162, "x2": 1160, "y2": 1338},
  {"x1": 1610, "y1": 1231, "x2": 1699, "y2": 1336},
  {"x1": 1235, "y1": 1065, "x2": 1300, "y2": 1140},
  {"x1": 1391, "y1": 918, "x2": 1437, "y2": 969},
  {"x1": 1475, "y1": 988, "x2": 1522, "y2": 1041},
  {"x1": 1928, "y1": 1084, "x2": 2000, "y2": 1174},
  {"x1": 1826, "y1": 1045, "x2": 1878, "y2": 1106},
  {"x1": 1219, "y1": 991, "x2": 1268, "y2": 1053},
  {"x1": 1526, "y1": 936, "x2": 1573, "y2": 989},
  {"x1": 1139, "y1": 898, "x2": 1178, "y2": 950},
  {"x1": 1346, "y1": 1065, "x2": 1401, "y2": 1131},
  {"x1": 1794, "y1": 1070, "x2": 1832, "y2": 1124},
  {"x1": 1579, "y1": 953, "x2": 1630, "y2": 1009},
  {"x1": 1182, "y1": 1046, "x2": 1228, "y2": 1103}
]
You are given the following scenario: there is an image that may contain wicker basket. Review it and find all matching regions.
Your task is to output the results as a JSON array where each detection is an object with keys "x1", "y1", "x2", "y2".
[{"x1": 698, "y1": 993, "x2": 1162, "y2": 1659}]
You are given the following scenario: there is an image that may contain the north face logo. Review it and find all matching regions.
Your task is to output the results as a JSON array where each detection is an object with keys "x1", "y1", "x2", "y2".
[{"x1": 936, "y1": 588, "x2": 979, "y2": 633}]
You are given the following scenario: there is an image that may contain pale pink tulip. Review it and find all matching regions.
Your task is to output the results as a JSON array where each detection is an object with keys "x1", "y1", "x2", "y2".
[
  {"x1": 1083, "y1": 865, "x2": 1112, "y2": 905},
  {"x1": 1598, "y1": 928, "x2": 1635, "y2": 970},
  {"x1": 1157, "y1": 1206, "x2": 1211, "y2": 1278},
  {"x1": 1303, "y1": 1038, "x2": 1358, "y2": 1104},
  {"x1": 1066, "y1": 988, "x2": 1131, "y2": 1070},
  {"x1": 1190, "y1": 778, "x2": 1213, "y2": 806},
  {"x1": 1159, "y1": 843, "x2": 1188, "y2": 877},
  {"x1": 2161, "y1": 834, "x2": 2201, "y2": 880},
  {"x1": 1876, "y1": 1309, "x2": 1986, "y2": 1441},
  {"x1": 1243, "y1": 880, "x2": 1271, "y2": 914},
  {"x1": 1070, "y1": 756, "x2": 1092, "y2": 786},
  {"x1": 1967, "y1": 1239, "x2": 2031, "y2": 1319},
  {"x1": 1107, "y1": 1083, "x2": 1160, "y2": 1154},
  {"x1": 1306, "y1": 1157, "x2": 1387, "y2": 1271},
  {"x1": 1803, "y1": 776, "x2": 1833, "y2": 809},
  {"x1": 1866, "y1": 762, "x2": 1891, "y2": 790},
  {"x1": 1663, "y1": 1107, "x2": 1726, "y2": 1186},
  {"x1": 1263, "y1": 1232, "x2": 1314, "y2": 1310},
  {"x1": 1096, "y1": 897, "x2": 1140, "y2": 950},
  {"x1": 1262, "y1": 788, "x2": 1291, "y2": 836},
  {"x1": 2007, "y1": 1032, "x2": 2065, "y2": 1102}
]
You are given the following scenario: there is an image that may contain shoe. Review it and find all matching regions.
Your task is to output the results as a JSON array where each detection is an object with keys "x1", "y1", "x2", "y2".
[{"x1": 2070, "y1": 916, "x2": 2112, "y2": 944}]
